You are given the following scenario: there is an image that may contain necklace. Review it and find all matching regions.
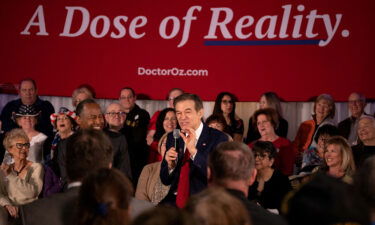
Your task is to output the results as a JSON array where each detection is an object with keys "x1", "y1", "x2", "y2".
[{"x1": 13, "y1": 163, "x2": 27, "y2": 176}]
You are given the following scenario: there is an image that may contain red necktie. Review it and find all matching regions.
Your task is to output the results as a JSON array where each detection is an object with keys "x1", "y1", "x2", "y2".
[{"x1": 176, "y1": 149, "x2": 191, "y2": 208}]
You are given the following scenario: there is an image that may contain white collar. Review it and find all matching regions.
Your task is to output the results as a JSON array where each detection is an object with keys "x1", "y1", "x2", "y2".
[
  {"x1": 195, "y1": 122, "x2": 204, "y2": 141},
  {"x1": 67, "y1": 181, "x2": 82, "y2": 189}
]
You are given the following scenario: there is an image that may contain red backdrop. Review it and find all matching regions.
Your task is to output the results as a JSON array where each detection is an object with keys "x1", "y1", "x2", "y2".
[{"x1": 0, "y1": 0, "x2": 374, "y2": 101}]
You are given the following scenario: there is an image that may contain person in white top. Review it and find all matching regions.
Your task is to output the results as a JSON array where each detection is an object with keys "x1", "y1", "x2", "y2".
[{"x1": 11, "y1": 104, "x2": 48, "y2": 163}]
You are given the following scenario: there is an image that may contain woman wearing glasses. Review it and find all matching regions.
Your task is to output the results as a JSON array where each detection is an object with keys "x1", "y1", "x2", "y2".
[
  {"x1": 212, "y1": 92, "x2": 244, "y2": 142},
  {"x1": 248, "y1": 108, "x2": 295, "y2": 176},
  {"x1": 248, "y1": 141, "x2": 292, "y2": 213},
  {"x1": 0, "y1": 128, "x2": 44, "y2": 224},
  {"x1": 246, "y1": 92, "x2": 288, "y2": 144}
]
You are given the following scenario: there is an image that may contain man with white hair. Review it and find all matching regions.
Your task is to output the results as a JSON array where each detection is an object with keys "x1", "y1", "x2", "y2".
[{"x1": 352, "y1": 116, "x2": 375, "y2": 168}]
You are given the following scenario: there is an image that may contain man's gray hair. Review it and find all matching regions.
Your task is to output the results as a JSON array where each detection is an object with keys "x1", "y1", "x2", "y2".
[{"x1": 208, "y1": 141, "x2": 255, "y2": 182}]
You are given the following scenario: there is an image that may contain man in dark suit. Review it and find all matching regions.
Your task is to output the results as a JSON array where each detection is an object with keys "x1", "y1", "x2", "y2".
[
  {"x1": 338, "y1": 92, "x2": 369, "y2": 146},
  {"x1": 207, "y1": 141, "x2": 288, "y2": 225},
  {"x1": 20, "y1": 129, "x2": 114, "y2": 225},
  {"x1": 119, "y1": 87, "x2": 150, "y2": 186},
  {"x1": 160, "y1": 93, "x2": 228, "y2": 208},
  {"x1": 57, "y1": 99, "x2": 132, "y2": 186}
]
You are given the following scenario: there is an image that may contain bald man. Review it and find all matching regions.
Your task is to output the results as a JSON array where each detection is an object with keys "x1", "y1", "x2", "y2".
[
  {"x1": 104, "y1": 102, "x2": 126, "y2": 132},
  {"x1": 338, "y1": 92, "x2": 370, "y2": 145}
]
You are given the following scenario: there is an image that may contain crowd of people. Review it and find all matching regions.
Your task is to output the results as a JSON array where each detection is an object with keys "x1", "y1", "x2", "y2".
[{"x1": 0, "y1": 78, "x2": 374, "y2": 225}]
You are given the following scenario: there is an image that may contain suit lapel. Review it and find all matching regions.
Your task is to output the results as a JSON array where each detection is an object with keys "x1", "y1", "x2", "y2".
[{"x1": 196, "y1": 124, "x2": 209, "y2": 153}]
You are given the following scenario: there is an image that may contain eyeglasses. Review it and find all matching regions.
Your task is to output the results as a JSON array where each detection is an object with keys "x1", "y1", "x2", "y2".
[
  {"x1": 348, "y1": 100, "x2": 364, "y2": 105},
  {"x1": 106, "y1": 112, "x2": 126, "y2": 117},
  {"x1": 119, "y1": 96, "x2": 134, "y2": 100},
  {"x1": 221, "y1": 100, "x2": 234, "y2": 104},
  {"x1": 14, "y1": 143, "x2": 31, "y2": 149},
  {"x1": 254, "y1": 153, "x2": 268, "y2": 160}
]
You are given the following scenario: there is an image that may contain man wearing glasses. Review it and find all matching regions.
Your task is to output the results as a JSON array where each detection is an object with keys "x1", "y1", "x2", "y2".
[
  {"x1": 338, "y1": 92, "x2": 370, "y2": 146},
  {"x1": 104, "y1": 102, "x2": 127, "y2": 133},
  {"x1": 119, "y1": 87, "x2": 150, "y2": 186}
]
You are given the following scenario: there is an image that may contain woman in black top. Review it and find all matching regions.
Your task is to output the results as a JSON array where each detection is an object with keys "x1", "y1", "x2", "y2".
[
  {"x1": 212, "y1": 92, "x2": 244, "y2": 142},
  {"x1": 248, "y1": 141, "x2": 292, "y2": 212}
]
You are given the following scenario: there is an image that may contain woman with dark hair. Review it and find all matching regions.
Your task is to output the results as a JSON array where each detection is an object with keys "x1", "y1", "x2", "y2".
[
  {"x1": 205, "y1": 114, "x2": 226, "y2": 132},
  {"x1": 41, "y1": 107, "x2": 77, "y2": 197},
  {"x1": 248, "y1": 141, "x2": 292, "y2": 212},
  {"x1": 146, "y1": 88, "x2": 183, "y2": 145},
  {"x1": 293, "y1": 94, "x2": 336, "y2": 168},
  {"x1": 248, "y1": 108, "x2": 295, "y2": 176},
  {"x1": 246, "y1": 92, "x2": 288, "y2": 144},
  {"x1": 147, "y1": 108, "x2": 177, "y2": 163},
  {"x1": 49, "y1": 107, "x2": 77, "y2": 160},
  {"x1": 212, "y1": 92, "x2": 244, "y2": 142},
  {"x1": 301, "y1": 124, "x2": 339, "y2": 171},
  {"x1": 77, "y1": 168, "x2": 133, "y2": 225}
]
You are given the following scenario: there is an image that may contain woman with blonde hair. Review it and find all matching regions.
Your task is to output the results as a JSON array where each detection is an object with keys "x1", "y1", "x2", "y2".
[
  {"x1": 319, "y1": 136, "x2": 355, "y2": 184},
  {"x1": 71, "y1": 84, "x2": 96, "y2": 108}
]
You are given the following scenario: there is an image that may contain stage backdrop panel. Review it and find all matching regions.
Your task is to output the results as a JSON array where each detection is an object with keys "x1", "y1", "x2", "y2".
[{"x1": 0, "y1": 0, "x2": 374, "y2": 101}]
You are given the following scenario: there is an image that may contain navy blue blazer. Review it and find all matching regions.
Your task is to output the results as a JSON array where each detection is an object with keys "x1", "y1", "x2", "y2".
[{"x1": 160, "y1": 123, "x2": 228, "y2": 201}]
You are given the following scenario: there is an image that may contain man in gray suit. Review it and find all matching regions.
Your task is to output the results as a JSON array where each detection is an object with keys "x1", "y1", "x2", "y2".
[{"x1": 21, "y1": 129, "x2": 152, "y2": 225}]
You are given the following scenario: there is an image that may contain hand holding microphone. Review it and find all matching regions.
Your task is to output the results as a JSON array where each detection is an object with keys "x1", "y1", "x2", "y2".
[{"x1": 165, "y1": 129, "x2": 181, "y2": 170}]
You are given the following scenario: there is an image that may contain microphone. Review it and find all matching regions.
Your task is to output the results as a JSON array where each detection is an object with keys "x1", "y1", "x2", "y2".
[{"x1": 173, "y1": 129, "x2": 180, "y2": 150}]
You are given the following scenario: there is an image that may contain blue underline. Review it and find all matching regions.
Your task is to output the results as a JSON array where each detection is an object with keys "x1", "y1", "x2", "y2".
[{"x1": 204, "y1": 39, "x2": 321, "y2": 46}]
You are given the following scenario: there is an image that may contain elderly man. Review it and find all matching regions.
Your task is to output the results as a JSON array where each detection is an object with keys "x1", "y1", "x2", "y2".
[
  {"x1": 338, "y1": 92, "x2": 369, "y2": 145},
  {"x1": 58, "y1": 99, "x2": 132, "y2": 186},
  {"x1": 352, "y1": 116, "x2": 375, "y2": 168},
  {"x1": 0, "y1": 78, "x2": 54, "y2": 137},
  {"x1": 160, "y1": 93, "x2": 228, "y2": 208},
  {"x1": 119, "y1": 87, "x2": 150, "y2": 185},
  {"x1": 104, "y1": 102, "x2": 126, "y2": 132},
  {"x1": 207, "y1": 141, "x2": 287, "y2": 225}
]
